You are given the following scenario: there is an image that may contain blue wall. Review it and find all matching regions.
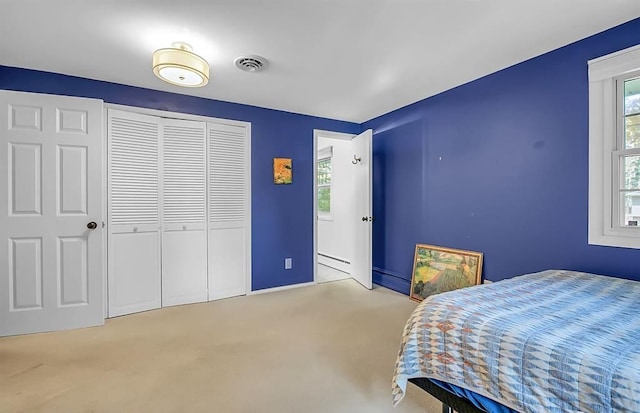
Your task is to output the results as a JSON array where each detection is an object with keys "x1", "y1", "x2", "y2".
[
  {"x1": 364, "y1": 17, "x2": 640, "y2": 294},
  {"x1": 4, "y1": 17, "x2": 640, "y2": 297},
  {"x1": 0, "y1": 66, "x2": 360, "y2": 291}
]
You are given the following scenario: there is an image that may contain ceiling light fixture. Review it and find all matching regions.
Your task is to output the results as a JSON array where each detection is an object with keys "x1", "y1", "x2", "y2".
[{"x1": 152, "y1": 42, "x2": 209, "y2": 87}]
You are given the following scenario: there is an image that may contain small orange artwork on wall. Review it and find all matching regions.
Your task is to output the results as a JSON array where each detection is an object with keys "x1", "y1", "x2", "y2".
[{"x1": 273, "y1": 158, "x2": 292, "y2": 184}]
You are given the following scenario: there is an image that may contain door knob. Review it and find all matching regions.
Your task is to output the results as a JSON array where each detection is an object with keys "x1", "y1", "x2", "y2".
[{"x1": 87, "y1": 221, "x2": 98, "y2": 230}]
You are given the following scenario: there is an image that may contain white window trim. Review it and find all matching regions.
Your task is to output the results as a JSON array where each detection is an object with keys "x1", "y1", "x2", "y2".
[
  {"x1": 588, "y1": 44, "x2": 640, "y2": 249},
  {"x1": 317, "y1": 146, "x2": 333, "y2": 220},
  {"x1": 318, "y1": 146, "x2": 333, "y2": 159}
]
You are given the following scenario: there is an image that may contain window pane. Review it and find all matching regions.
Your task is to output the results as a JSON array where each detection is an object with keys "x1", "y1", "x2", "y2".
[
  {"x1": 622, "y1": 191, "x2": 640, "y2": 227},
  {"x1": 317, "y1": 158, "x2": 332, "y2": 185},
  {"x1": 318, "y1": 159, "x2": 331, "y2": 172},
  {"x1": 624, "y1": 77, "x2": 640, "y2": 149},
  {"x1": 318, "y1": 173, "x2": 330, "y2": 185},
  {"x1": 624, "y1": 155, "x2": 640, "y2": 190},
  {"x1": 318, "y1": 187, "x2": 330, "y2": 213},
  {"x1": 317, "y1": 158, "x2": 331, "y2": 213}
]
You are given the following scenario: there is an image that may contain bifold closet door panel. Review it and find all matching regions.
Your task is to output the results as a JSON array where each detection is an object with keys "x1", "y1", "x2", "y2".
[
  {"x1": 209, "y1": 226, "x2": 246, "y2": 300},
  {"x1": 108, "y1": 229, "x2": 161, "y2": 317},
  {"x1": 208, "y1": 122, "x2": 249, "y2": 300},
  {"x1": 161, "y1": 119, "x2": 208, "y2": 307},
  {"x1": 107, "y1": 109, "x2": 161, "y2": 317},
  {"x1": 162, "y1": 228, "x2": 207, "y2": 306}
]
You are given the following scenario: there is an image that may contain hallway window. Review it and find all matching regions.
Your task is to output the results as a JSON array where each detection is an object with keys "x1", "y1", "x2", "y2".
[{"x1": 318, "y1": 152, "x2": 332, "y2": 217}]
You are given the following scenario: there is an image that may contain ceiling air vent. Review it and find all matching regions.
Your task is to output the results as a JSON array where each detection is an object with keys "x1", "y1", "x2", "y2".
[{"x1": 234, "y1": 55, "x2": 269, "y2": 72}]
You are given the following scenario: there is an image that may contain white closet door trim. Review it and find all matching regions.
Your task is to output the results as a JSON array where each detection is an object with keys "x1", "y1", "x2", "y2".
[
  {"x1": 105, "y1": 104, "x2": 250, "y2": 129},
  {"x1": 245, "y1": 123, "x2": 252, "y2": 293}
]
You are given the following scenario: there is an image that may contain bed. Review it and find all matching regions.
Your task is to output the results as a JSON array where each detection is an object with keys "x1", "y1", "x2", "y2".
[{"x1": 392, "y1": 270, "x2": 640, "y2": 412}]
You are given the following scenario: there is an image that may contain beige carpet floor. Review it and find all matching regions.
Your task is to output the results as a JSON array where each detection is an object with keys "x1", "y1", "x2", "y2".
[{"x1": 0, "y1": 279, "x2": 441, "y2": 413}]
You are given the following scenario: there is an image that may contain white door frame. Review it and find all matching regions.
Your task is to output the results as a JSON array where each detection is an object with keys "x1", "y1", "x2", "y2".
[{"x1": 312, "y1": 129, "x2": 358, "y2": 284}]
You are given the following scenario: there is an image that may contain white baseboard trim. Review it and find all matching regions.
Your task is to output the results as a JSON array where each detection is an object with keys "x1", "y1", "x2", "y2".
[{"x1": 248, "y1": 282, "x2": 316, "y2": 295}]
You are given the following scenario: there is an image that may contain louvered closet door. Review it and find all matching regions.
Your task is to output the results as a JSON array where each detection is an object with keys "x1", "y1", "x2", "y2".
[
  {"x1": 208, "y1": 122, "x2": 250, "y2": 300},
  {"x1": 161, "y1": 119, "x2": 208, "y2": 307},
  {"x1": 108, "y1": 110, "x2": 161, "y2": 317}
]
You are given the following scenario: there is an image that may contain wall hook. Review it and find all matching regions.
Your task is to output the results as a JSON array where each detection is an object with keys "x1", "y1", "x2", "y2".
[{"x1": 352, "y1": 154, "x2": 362, "y2": 164}]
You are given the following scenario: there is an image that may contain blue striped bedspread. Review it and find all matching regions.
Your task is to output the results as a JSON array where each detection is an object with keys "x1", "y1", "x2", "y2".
[{"x1": 392, "y1": 270, "x2": 640, "y2": 412}]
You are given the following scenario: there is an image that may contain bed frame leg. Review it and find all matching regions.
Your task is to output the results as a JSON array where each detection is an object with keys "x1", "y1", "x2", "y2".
[{"x1": 442, "y1": 404, "x2": 454, "y2": 413}]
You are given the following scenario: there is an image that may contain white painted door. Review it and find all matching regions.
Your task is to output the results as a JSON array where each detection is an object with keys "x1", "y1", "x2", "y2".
[
  {"x1": 107, "y1": 109, "x2": 161, "y2": 317},
  {"x1": 208, "y1": 122, "x2": 250, "y2": 300},
  {"x1": 351, "y1": 130, "x2": 373, "y2": 289},
  {"x1": 161, "y1": 118, "x2": 208, "y2": 306},
  {"x1": 0, "y1": 91, "x2": 104, "y2": 336}
]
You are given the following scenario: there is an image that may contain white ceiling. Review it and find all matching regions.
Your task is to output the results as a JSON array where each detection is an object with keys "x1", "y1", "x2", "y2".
[{"x1": 2, "y1": 1, "x2": 640, "y2": 123}]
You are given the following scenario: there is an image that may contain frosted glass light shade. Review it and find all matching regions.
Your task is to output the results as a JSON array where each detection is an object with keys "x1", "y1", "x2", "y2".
[{"x1": 152, "y1": 43, "x2": 209, "y2": 87}]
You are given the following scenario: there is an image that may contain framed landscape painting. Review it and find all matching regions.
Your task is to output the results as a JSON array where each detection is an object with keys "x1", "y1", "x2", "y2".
[{"x1": 410, "y1": 244, "x2": 483, "y2": 302}]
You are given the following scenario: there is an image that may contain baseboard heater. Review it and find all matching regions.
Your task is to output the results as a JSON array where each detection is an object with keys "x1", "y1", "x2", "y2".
[
  {"x1": 318, "y1": 253, "x2": 350, "y2": 264},
  {"x1": 372, "y1": 267, "x2": 406, "y2": 280}
]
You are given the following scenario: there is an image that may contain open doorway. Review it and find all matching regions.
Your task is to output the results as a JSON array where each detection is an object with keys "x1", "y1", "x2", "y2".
[
  {"x1": 313, "y1": 129, "x2": 372, "y2": 288},
  {"x1": 315, "y1": 130, "x2": 355, "y2": 283}
]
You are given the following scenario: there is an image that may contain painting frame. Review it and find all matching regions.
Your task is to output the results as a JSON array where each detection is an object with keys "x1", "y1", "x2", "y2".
[{"x1": 409, "y1": 244, "x2": 483, "y2": 302}]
